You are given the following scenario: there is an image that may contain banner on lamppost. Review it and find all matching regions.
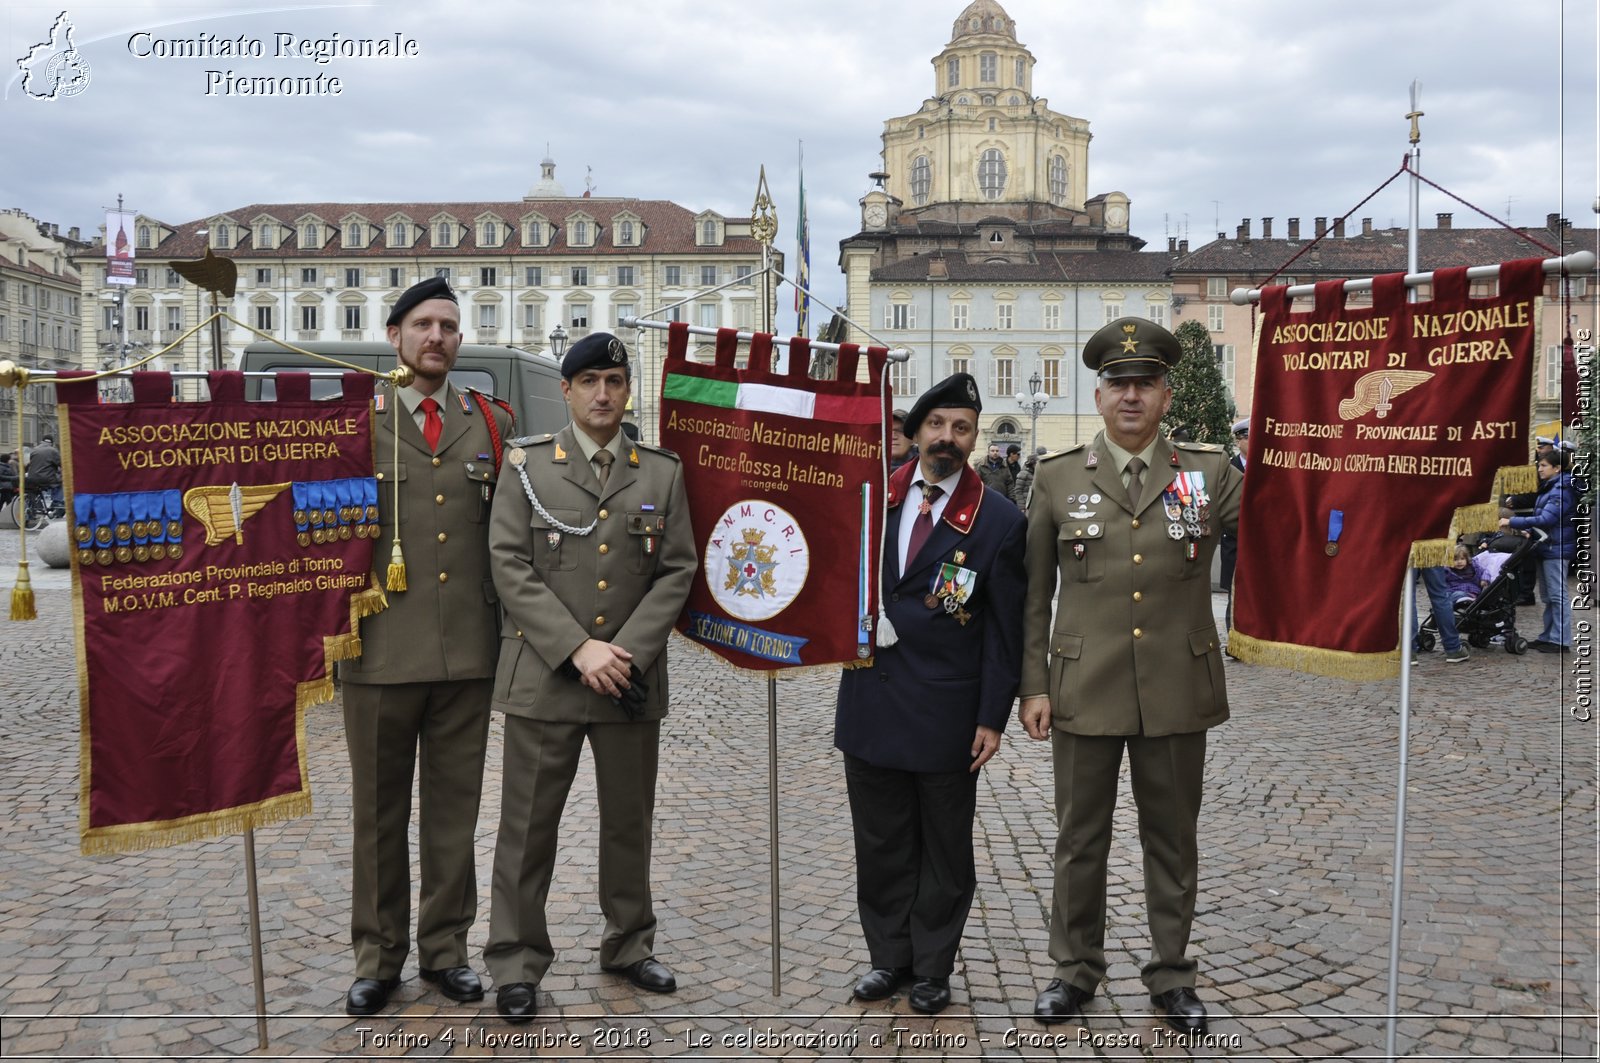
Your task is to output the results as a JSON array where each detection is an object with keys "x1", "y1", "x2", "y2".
[
  {"x1": 1229, "y1": 258, "x2": 1544, "y2": 678},
  {"x1": 58, "y1": 370, "x2": 383, "y2": 854},
  {"x1": 658, "y1": 323, "x2": 891, "y2": 670},
  {"x1": 105, "y1": 209, "x2": 136, "y2": 287}
]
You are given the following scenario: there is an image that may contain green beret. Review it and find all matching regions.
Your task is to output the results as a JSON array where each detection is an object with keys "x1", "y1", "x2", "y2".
[{"x1": 1084, "y1": 316, "x2": 1182, "y2": 379}]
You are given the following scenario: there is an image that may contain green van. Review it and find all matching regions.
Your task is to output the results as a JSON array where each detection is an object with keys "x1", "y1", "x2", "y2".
[{"x1": 239, "y1": 340, "x2": 569, "y2": 437}]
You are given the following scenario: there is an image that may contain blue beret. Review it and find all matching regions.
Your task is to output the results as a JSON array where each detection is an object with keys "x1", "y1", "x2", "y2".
[
  {"x1": 903, "y1": 372, "x2": 981, "y2": 436},
  {"x1": 386, "y1": 276, "x2": 457, "y2": 326},
  {"x1": 562, "y1": 331, "x2": 631, "y2": 379},
  {"x1": 1084, "y1": 316, "x2": 1182, "y2": 379}
]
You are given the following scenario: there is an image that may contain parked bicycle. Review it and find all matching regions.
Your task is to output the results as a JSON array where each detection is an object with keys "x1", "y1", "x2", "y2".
[{"x1": 9, "y1": 488, "x2": 63, "y2": 532}]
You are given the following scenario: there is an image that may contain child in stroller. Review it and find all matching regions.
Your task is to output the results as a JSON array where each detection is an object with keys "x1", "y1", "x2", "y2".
[{"x1": 1416, "y1": 532, "x2": 1542, "y2": 655}]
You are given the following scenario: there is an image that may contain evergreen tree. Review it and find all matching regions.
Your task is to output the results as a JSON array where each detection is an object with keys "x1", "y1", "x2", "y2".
[{"x1": 1164, "y1": 319, "x2": 1236, "y2": 448}]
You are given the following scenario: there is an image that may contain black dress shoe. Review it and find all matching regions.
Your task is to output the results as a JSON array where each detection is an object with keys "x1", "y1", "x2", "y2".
[
  {"x1": 852, "y1": 966, "x2": 911, "y2": 1001},
  {"x1": 1152, "y1": 986, "x2": 1207, "y2": 1034},
  {"x1": 345, "y1": 976, "x2": 400, "y2": 1016},
  {"x1": 603, "y1": 957, "x2": 677, "y2": 993},
  {"x1": 908, "y1": 976, "x2": 951, "y2": 1014},
  {"x1": 420, "y1": 965, "x2": 483, "y2": 1002},
  {"x1": 1034, "y1": 978, "x2": 1091, "y2": 1025},
  {"x1": 496, "y1": 982, "x2": 537, "y2": 1024}
]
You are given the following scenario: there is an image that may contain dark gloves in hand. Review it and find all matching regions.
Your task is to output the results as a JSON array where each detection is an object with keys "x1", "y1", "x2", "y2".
[{"x1": 614, "y1": 664, "x2": 648, "y2": 720}]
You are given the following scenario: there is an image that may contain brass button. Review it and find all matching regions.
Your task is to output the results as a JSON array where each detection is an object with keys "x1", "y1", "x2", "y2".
[
  {"x1": 599, "y1": 508, "x2": 609, "y2": 520},
  {"x1": 598, "y1": 543, "x2": 609, "y2": 555},
  {"x1": 435, "y1": 493, "x2": 445, "y2": 505},
  {"x1": 1133, "y1": 627, "x2": 1143, "y2": 638},
  {"x1": 595, "y1": 615, "x2": 606, "y2": 626},
  {"x1": 1132, "y1": 591, "x2": 1143, "y2": 602},
  {"x1": 597, "y1": 579, "x2": 608, "y2": 591},
  {"x1": 1132, "y1": 553, "x2": 1143, "y2": 564},
  {"x1": 438, "y1": 572, "x2": 448, "y2": 583},
  {"x1": 1074, "y1": 529, "x2": 1082, "y2": 537},
  {"x1": 376, "y1": 472, "x2": 385, "y2": 481},
  {"x1": 437, "y1": 532, "x2": 447, "y2": 543},
  {"x1": 1131, "y1": 518, "x2": 1141, "y2": 529},
  {"x1": 515, "y1": 629, "x2": 523, "y2": 638},
  {"x1": 432, "y1": 456, "x2": 442, "y2": 467}
]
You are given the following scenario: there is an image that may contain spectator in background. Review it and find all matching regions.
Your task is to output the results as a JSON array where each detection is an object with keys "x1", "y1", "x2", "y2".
[
  {"x1": 26, "y1": 436, "x2": 62, "y2": 511},
  {"x1": 1441, "y1": 544, "x2": 1485, "y2": 606},
  {"x1": 1501, "y1": 448, "x2": 1577, "y2": 653},
  {"x1": 889, "y1": 408, "x2": 918, "y2": 471},
  {"x1": 976, "y1": 443, "x2": 1013, "y2": 495},
  {"x1": 1220, "y1": 418, "x2": 1248, "y2": 650},
  {"x1": 1010, "y1": 446, "x2": 1045, "y2": 510}
]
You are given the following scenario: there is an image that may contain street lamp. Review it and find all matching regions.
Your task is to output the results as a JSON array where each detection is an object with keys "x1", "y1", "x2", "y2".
[
  {"x1": 548, "y1": 323, "x2": 568, "y2": 359},
  {"x1": 1014, "y1": 368, "x2": 1051, "y2": 454}
]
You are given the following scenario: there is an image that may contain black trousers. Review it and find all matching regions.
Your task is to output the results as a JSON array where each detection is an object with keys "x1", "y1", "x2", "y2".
[{"x1": 843, "y1": 753, "x2": 979, "y2": 979}]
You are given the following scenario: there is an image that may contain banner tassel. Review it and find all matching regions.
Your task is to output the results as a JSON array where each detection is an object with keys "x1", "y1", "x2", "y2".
[
  {"x1": 874, "y1": 609, "x2": 898, "y2": 648},
  {"x1": 385, "y1": 539, "x2": 407, "y2": 592},
  {"x1": 10, "y1": 560, "x2": 36, "y2": 621}
]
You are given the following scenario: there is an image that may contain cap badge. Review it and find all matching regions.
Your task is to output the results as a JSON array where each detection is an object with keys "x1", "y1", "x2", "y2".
[
  {"x1": 608, "y1": 337, "x2": 627, "y2": 363},
  {"x1": 965, "y1": 380, "x2": 979, "y2": 403}
]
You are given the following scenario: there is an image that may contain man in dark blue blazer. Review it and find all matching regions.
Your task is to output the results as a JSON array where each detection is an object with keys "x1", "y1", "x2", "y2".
[{"x1": 834, "y1": 372, "x2": 1026, "y2": 1015}]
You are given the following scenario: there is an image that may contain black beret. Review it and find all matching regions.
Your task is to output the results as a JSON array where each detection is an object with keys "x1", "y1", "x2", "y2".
[
  {"x1": 1083, "y1": 316, "x2": 1182, "y2": 379},
  {"x1": 903, "y1": 372, "x2": 981, "y2": 436},
  {"x1": 1006, "y1": 443, "x2": 1021, "y2": 455},
  {"x1": 562, "y1": 331, "x2": 631, "y2": 379},
  {"x1": 386, "y1": 276, "x2": 457, "y2": 327}
]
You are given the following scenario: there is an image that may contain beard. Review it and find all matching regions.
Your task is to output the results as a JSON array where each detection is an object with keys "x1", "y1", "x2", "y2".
[{"x1": 925, "y1": 443, "x2": 963, "y2": 480}]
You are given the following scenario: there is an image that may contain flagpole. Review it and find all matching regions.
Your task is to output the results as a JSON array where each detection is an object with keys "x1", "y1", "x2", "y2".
[{"x1": 1385, "y1": 80, "x2": 1425, "y2": 1063}]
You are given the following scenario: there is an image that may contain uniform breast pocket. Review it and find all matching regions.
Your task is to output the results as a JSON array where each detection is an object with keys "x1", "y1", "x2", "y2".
[
  {"x1": 462, "y1": 461, "x2": 498, "y2": 524},
  {"x1": 1057, "y1": 519, "x2": 1104, "y2": 583},
  {"x1": 626, "y1": 510, "x2": 667, "y2": 575},
  {"x1": 529, "y1": 508, "x2": 583, "y2": 571},
  {"x1": 1168, "y1": 530, "x2": 1210, "y2": 581},
  {"x1": 374, "y1": 463, "x2": 406, "y2": 527}
]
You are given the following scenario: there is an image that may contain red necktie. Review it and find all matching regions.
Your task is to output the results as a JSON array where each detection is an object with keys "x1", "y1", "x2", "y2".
[
  {"x1": 905, "y1": 483, "x2": 943, "y2": 567},
  {"x1": 420, "y1": 396, "x2": 442, "y2": 451}
]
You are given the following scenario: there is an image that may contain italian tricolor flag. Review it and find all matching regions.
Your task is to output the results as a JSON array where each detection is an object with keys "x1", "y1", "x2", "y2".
[{"x1": 662, "y1": 373, "x2": 881, "y2": 425}]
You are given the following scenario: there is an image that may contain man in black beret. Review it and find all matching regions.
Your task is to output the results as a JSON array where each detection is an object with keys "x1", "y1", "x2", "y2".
[
  {"x1": 835, "y1": 372, "x2": 1026, "y2": 1015},
  {"x1": 339, "y1": 275, "x2": 513, "y2": 1015},
  {"x1": 484, "y1": 331, "x2": 695, "y2": 1021},
  {"x1": 1020, "y1": 317, "x2": 1240, "y2": 1033}
]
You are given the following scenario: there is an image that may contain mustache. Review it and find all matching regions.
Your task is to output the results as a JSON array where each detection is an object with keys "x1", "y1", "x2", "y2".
[{"x1": 927, "y1": 442, "x2": 962, "y2": 457}]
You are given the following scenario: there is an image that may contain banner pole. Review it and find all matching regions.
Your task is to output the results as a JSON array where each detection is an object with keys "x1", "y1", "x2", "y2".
[
  {"x1": 767, "y1": 672, "x2": 782, "y2": 996},
  {"x1": 1385, "y1": 567, "x2": 1418, "y2": 1061},
  {"x1": 243, "y1": 827, "x2": 269, "y2": 1050}
]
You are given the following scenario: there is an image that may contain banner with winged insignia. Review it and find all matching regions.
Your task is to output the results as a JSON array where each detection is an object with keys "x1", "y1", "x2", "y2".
[
  {"x1": 1230, "y1": 258, "x2": 1544, "y2": 678},
  {"x1": 57, "y1": 371, "x2": 382, "y2": 853},
  {"x1": 658, "y1": 323, "x2": 891, "y2": 670}
]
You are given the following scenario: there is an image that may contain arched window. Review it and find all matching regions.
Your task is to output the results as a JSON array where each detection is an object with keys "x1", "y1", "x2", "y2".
[
  {"x1": 1049, "y1": 155, "x2": 1068, "y2": 205},
  {"x1": 481, "y1": 221, "x2": 497, "y2": 245},
  {"x1": 702, "y1": 219, "x2": 717, "y2": 244},
  {"x1": 526, "y1": 221, "x2": 542, "y2": 246},
  {"x1": 574, "y1": 220, "x2": 589, "y2": 245},
  {"x1": 215, "y1": 223, "x2": 231, "y2": 246},
  {"x1": 979, "y1": 52, "x2": 997, "y2": 83},
  {"x1": 302, "y1": 224, "x2": 317, "y2": 246},
  {"x1": 978, "y1": 149, "x2": 1007, "y2": 200},
  {"x1": 391, "y1": 222, "x2": 406, "y2": 245},
  {"x1": 436, "y1": 222, "x2": 451, "y2": 245},
  {"x1": 258, "y1": 224, "x2": 273, "y2": 246},
  {"x1": 911, "y1": 155, "x2": 932, "y2": 206},
  {"x1": 946, "y1": 57, "x2": 959, "y2": 87},
  {"x1": 137, "y1": 225, "x2": 152, "y2": 249},
  {"x1": 346, "y1": 222, "x2": 361, "y2": 245},
  {"x1": 619, "y1": 220, "x2": 634, "y2": 245}
]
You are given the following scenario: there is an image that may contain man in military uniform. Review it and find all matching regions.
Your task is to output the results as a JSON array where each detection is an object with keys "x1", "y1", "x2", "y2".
[
  {"x1": 1019, "y1": 318, "x2": 1242, "y2": 1034},
  {"x1": 835, "y1": 373, "x2": 1026, "y2": 1015},
  {"x1": 339, "y1": 277, "x2": 515, "y2": 1016},
  {"x1": 484, "y1": 332, "x2": 695, "y2": 1024}
]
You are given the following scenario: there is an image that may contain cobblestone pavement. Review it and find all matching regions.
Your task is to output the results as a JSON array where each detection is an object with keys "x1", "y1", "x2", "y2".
[{"x1": 0, "y1": 528, "x2": 1594, "y2": 1060}]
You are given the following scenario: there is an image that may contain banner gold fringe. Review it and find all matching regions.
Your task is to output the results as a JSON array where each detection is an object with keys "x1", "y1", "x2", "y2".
[
  {"x1": 352, "y1": 586, "x2": 386, "y2": 618},
  {"x1": 297, "y1": 675, "x2": 335, "y2": 711},
  {"x1": 10, "y1": 561, "x2": 36, "y2": 620},
  {"x1": 1228, "y1": 630, "x2": 1400, "y2": 681},
  {"x1": 81, "y1": 791, "x2": 313, "y2": 856},
  {"x1": 1406, "y1": 461, "x2": 1539, "y2": 570}
]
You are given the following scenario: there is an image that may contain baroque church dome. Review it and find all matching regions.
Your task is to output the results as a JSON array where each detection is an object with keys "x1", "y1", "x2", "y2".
[{"x1": 950, "y1": 0, "x2": 1016, "y2": 42}]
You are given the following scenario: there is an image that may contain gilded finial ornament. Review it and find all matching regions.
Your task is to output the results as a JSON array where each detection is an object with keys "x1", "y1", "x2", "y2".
[
  {"x1": 751, "y1": 165, "x2": 778, "y2": 247},
  {"x1": 167, "y1": 247, "x2": 238, "y2": 298}
]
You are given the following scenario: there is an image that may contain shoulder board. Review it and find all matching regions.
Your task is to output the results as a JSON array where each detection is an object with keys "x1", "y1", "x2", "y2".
[
  {"x1": 1039, "y1": 444, "x2": 1082, "y2": 461},
  {"x1": 1175, "y1": 440, "x2": 1224, "y2": 452},
  {"x1": 465, "y1": 387, "x2": 516, "y2": 420},
  {"x1": 508, "y1": 434, "x2": 555, "y2": 447},
  {"x1": 634, "y1": 439, "x2": 680, "y2": 460}
]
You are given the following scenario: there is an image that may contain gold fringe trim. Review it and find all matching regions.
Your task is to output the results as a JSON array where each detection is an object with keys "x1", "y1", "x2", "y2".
[
  {"x1": 297, "y1": 674, "x2": 335, "y2": 711},
  {"x1": 1495, "y1": 463, "x2": 1539, "y2": 497},
  {"x1": 325, "y1": 632, "x2": 363, "y2": 663},
  {"x1": 1405, "y1": 461, "x2": 1540, "y2": 571},
  {"x1": 81, "y1": 791, "x2": 312, "y2": 856},
  {"x1": 351, "y1": 585, "x2": 387, "y2": 618},
  {"x1": 10, "y1": 561, "x2": 36, "y2": 621},
  {"x1": 1228, "y1": 630, "x2": 1400, "y2": 681}
]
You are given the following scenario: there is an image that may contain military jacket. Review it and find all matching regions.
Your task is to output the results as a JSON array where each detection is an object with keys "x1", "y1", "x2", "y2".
[
  {"x1": 1021, "y1": 432, "x2": 1242, "y2": 736},
  {"x1": 489, "y1": 425, "x2": 695, "y2": 723},
  {"x1": 341, "y1": 382, "x2": 513, "y2": 685}
]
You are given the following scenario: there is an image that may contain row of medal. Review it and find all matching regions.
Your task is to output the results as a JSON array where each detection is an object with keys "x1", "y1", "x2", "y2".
[
  {"x1": 1162, "y1": 471, "x2": 1211, "y2": 561},
  {"x1": 74, "y1": 491, "x2": 185, "y2": 566},
  {"x1": 294, "y1": 477, "x2": 381, "y2": 546}
]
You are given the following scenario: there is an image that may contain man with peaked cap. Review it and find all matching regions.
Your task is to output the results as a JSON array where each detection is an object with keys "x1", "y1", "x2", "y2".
[
  {"x1": 835, "y1": 373, "x2": 1026, "y2": 1015},
  {"x1": 484, "y1": 331, "x2": 695, "y2": 1023},
  {"x1": 1019, "y1": 317, "x2": 1242, "y2": 1033},
  {"x1": 338, "y1": 276, "x2": 515, "y2": 1016}
]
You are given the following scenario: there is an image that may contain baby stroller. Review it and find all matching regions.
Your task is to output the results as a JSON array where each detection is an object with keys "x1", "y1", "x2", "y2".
[{"x1": 1415, "y1": 530, "x2": 1544, "y2": 655}]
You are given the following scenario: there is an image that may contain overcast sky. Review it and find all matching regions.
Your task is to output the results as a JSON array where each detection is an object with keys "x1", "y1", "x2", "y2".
[{"x1": 4, "y1": 0, "x2": 1596, "y2": 335}]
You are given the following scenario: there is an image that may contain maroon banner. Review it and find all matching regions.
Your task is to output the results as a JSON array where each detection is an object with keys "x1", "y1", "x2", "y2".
[
  {"x1": 1231, "y1": 259, "x2": 1545, "y2": 678},
  {"x1": 58, "y1": 371, "x2": 380, "y2": 853},
  {"x1": 659, "y1": 324, "x2": 890, "y2": 670}
]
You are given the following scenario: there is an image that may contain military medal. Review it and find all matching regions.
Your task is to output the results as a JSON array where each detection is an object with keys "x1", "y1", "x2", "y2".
[
  {"x1": 77, "y1": 549, "x2": 95, "y2": 567},
  {"x1": 167, "y1": 543, "x2": 184, "y2": 560},
  {"x1": 1168, "y1": 521, "x2": 1184, "y2": 540},
  {"x1": 1186, "y1": 521, "x2": 1202, "y2": 538},
  {"x1": 133, "y1": 544, "x2": 150, "y2": 563},
  {"x1": 150, "y1": 544, "x2": 166, "y2": 561},
  {"x1": 1072, "y1": 542, "x2": 1086, "y2": 560},
  {"x1": 547, "y1": 530, "x2": 562, "y2": 551},
  {"x1": 114, "y1": 545, "x2": 133, "y2": 564},
  {"x1": 1326, "y1": 509, "x2": 1344, "y2": 556},
  {"x1": 924, "y1": 593, "x2": 940, "y2": 609}
]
